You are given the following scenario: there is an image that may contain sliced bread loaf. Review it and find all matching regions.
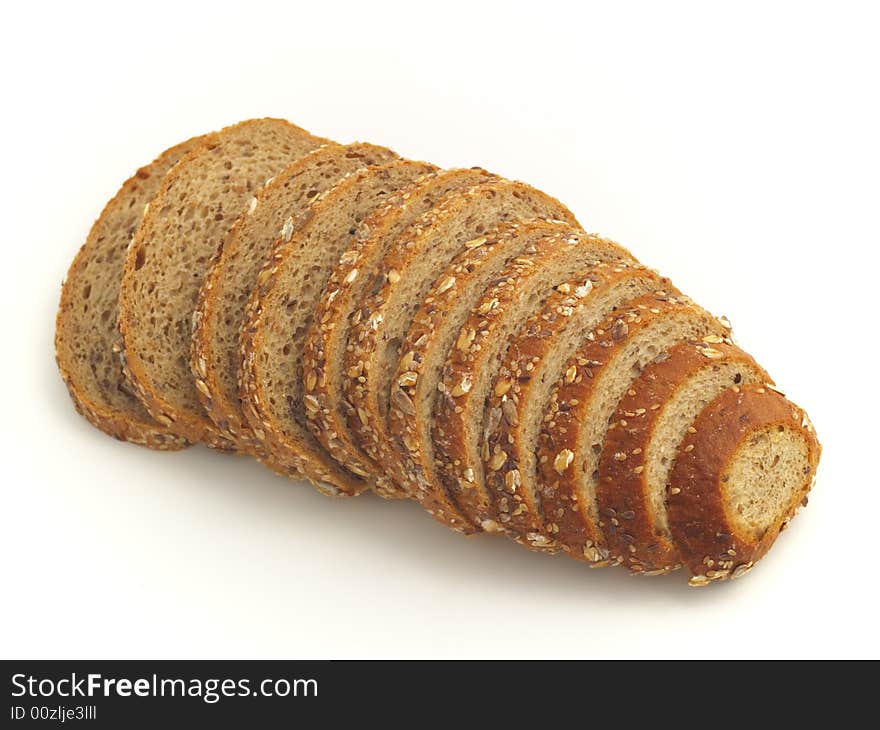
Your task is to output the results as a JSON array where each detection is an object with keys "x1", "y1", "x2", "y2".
[
  {"x1": 343, "y1": 180, "x2": 578, "y2": 498},
  {"x1": 239, "y1": 159, "x2": 438, "y2": 496},
  {"x1": 536, "y1": 295, "x2": 726, "y2": 561},
  {"x1": 667, "y1": 383, "x2": 820, "y2": 585},
  {"x1": 482, "y1": 262, "x2": 667, "y2": 539},
  {"x1": 191, "y1": 142, "x2": 397, "y2": 451},
  {"x1": 432, "y1": 230, "x2": 633, "y2": 535},
  {"x1": 119, "y1": 118, "x2": 327, "y2": 449},
  {"x1": 303, "y1": 167, "x2": 495, "y2": 487},
  {"x1": 389, "y1": 219, "x2": 579, "y2": 531},
  {"x1": 598, "y1": 339, "x2": 769, "y2": 574},
  {"x1": 55, "y1": 134, "x2": 204, "y2": 449}
]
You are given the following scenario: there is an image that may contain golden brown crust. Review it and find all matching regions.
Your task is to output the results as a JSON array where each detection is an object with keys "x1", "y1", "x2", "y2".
[
  {"x1": 239, "y1": 160, "x2": 437, "y2": 496},
  {"x1": 667, "y1": 384, "x2": 820, "y2": 585},
  {"x1": 342, "y1": 181, "x2": 578, "y2": 500},
  {"x1": 597, "y1": 340, "x2": 769, "y2": 573},
  {"x1": 118, "y1": 118, "x2": 326, "y2": 451},
  {"x1": 482, "y1": 263, "x2": 664, "y2": 541},
  {"x1": 56, "y1": 135, "x2": 204, "y2": 450},
  {"x1": 303, "y1": 168, "x2": 492, "y2": 493},
  {"x1": 535, "y1": 294, "x2": 722, "y2": 562},
  {"x1": 432, "y1": 230, "x2": 630, "y2": 536},
  {"x1": 390, "y1": 220, "x2": 578, "y2": 532},
  {"x1": 191, "y1": 142, "x2": 396, "y2": 454}
]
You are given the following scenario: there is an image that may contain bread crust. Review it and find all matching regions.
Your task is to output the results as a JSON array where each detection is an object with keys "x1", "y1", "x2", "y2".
[
  {"x1": 597, "y1": 340, "x2": 769, "y2": 573},
  {"x1": 239, "y1": 159, "x2": 437, "y2": 495},
  {"x1": 56, "y1": 135, "x2": 204, "y2": 450},
  {"x1": 535, "y1": 294, "x2": 724, "y2": 562},
  {"x1": 666, "y1": 383, "x2": 820, "y2": 585},
  {"x1": 119, "y1": 118, "x2": 326, "y2": 450},
  {"x1": 389, "y1": 219, "x2": 578, "y2": 531},
  {"x1": 482, "y1": 263, "x2": 665, "y2": 540},
  {"x1": 432, "y1": 230, "x2": 632, "y2": 536},
  {"x1": 343, "y1": 180, "x2": 578, "y2": 499},
  {"x1": 303, "y1": 168, "x2": 494, "y2": 492},
  {"x1": 191, "y1": 142, "x2": 397, "y2": 453}
]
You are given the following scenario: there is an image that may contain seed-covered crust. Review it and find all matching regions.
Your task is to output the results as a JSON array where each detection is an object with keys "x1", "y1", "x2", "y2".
[
  {"x1": 667, "y1": 384, "x2": 820, "y2": 586},
  {"x1": 482, "y1": 262, "x2": 665, "y2": 541},
  {"x1": 192, "y1": 142, "x2": 398, "y2": 453},
  {"x1": 303, "y1": 168, "x2": 495, "y2": 490},
  {"x1": 536, "y1": 295, "x2": 725, "y2": 563},
  {"x1": 119, "y1": 118, "x2": 326, "y2": 450},
  {"x1": 389, "y1": 219, "x2": 579, "y2": 531},
  {"x1": 432, "y1": 231, "x2": 632, "y2": 536},
  {"x1": 597, "y1": 340, "x2": 769, "y2": 574},
  {"x1": 239, "y1": 159, "x2": 437, "y2": 496},
  {"x1": 56, "y1": 135, "x2": 204, "y2": 450},
  {"x1": 343, "y1": 180, "x2": 578, "y2": 499}
]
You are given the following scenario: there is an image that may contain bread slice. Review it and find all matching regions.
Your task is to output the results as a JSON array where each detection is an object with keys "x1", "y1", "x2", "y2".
[
  {"x1": 119, "y1": 118, "x2": 327, "y2": 449},
  {"x1": 390, "y1": 219, "x2": 580, "y2": 531},
  {"x1": 55, "y1": 134, "x2": 205, "y2": 449},
  {"x1": 667, "y1": 383, "x2": 820, "y2": 585},
  {"x1": 343, "y1": 180, "x2": 578, "y2": 497},
  {"x1": 482, "y1": 262, "x2": 667, "y2": 539},
  {"x1": 598, "y1": 340, "x2": 769, "y2": 574},
  {"x1": 536, "y1": 295, "x2": 726, "y2": 561},
  {"x1": 431, "y1": 230, "x2": 632, "y2": 535},
  {"x1": 239, "y1": 158, "x2": 438, "y2": 495},
  {"x1": 303, "y1": 167, "x2": 496, "y2": 487},
  {"x1": 192, "y1": 142, "x2": 398, "y2": 451}
]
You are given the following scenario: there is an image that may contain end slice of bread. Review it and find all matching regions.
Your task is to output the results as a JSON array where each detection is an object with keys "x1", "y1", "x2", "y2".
[
  {"x1": 55, "y1": 134, "x2": 205, "y2": 449},
  {"x1": 667, "y1": 383, "x2": 820, "y2": 585},
  {"x1": 239, "y1": 158, "x2": 438, "y2": 496},
  {"x1": 119, "y1": 118, "x2": 327, "y2": 449},
  {"x1": 598, "y1": 340, "x2": 769, "y2": 574},
  {"x1": 192, "y1": 142, "x2": 398, "y2": 451}
]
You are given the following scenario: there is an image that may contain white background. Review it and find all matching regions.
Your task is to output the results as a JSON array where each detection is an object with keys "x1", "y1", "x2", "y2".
[{"x1": 2, "y1": 0, "x2": 877, "y2": 659}]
